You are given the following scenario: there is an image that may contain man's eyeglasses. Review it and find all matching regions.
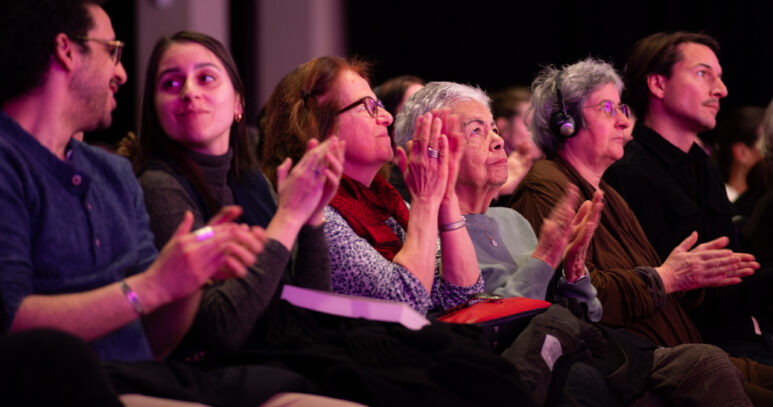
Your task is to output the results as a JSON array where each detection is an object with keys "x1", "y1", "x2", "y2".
[
  {"x1": 337, "y1": 96, "x2": 384, "y2": 118},
  {"x1": 586, "y1": 100, "x2": 630, "y2": 119},
  {"x1": 79, "y1": 37, "x2": 124, "y2": 66}
]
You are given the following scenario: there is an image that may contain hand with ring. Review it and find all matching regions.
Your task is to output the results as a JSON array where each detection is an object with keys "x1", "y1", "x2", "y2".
[
  {"x1": 396, "y1": 111, "x2": 449, "y2": 204},
  {"x1": 146, "y1": 207, "x2": 267, "y2": 302}
]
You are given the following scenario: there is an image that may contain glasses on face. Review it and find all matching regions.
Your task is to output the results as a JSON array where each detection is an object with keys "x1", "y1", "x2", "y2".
[
  {"x1": 586, "y1": 100, "x2": 630, "y2": 119},
  {"x1": 79, "y1": 37, "x2": 124, "y2": 66},
  {"x1": 337, "y1": 96, "x2": 384, "y2": 118}
]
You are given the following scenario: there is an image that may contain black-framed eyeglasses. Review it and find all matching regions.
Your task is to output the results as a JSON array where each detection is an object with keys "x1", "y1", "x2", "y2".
[
  {"x1": 586, "y1": 100, "x2": 630, "y2": 119},
  {"x1": 337, "y1": 96, "x2": 384, "y2": 118},
  {"x1": 79, "y1": 37, "x2": 124, "y2": 66}
]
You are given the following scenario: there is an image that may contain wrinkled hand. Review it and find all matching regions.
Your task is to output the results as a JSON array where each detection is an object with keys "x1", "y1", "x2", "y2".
[
  {"x1": 435, "y1": 109, "x2": 464, "y2": 202},
  {"x1": 396, "y1": 112, "x2": 449, "y2": 205},
  {"x1": 149, "y1": 208, "x2": 266, "y2": 302},
  {"x1": 563, "y1": 190, "x2": 604, "y2": 282},
  {"x1": 532, "y1": 184, "x2": 580, "y2": 269},
  {"x1": 656, "y1": 232, "x2": 759, "y2": 293},
  {"x1": 275, "y1": 137, "x2": 345, "y2": 226}
]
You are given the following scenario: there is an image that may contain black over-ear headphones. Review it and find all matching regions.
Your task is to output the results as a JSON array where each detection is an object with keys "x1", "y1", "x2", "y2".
[{"x1": 550, "y1": 70, "x2": 577, "y2": 138}]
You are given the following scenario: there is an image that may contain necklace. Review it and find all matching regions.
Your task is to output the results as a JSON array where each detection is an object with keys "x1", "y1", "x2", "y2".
[{"x1": 464, "y1": 215, "x2": 498, "y2": 247}]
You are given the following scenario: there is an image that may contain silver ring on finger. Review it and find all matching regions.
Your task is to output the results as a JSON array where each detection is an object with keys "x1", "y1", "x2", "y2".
[
  {"x1": 194, "y1": 226, "x2": 215, "y2": 242},
  {"x1": 427, "y1": 147, "x2": 440, "y2": 159}
]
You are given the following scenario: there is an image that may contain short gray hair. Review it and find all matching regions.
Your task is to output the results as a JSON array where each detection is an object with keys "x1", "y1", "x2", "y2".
[
  {"x1": 394, "y1": 81, "x2": 490, "y2": 149},
  {"x1": 530, "y1": 58, "x2": 624, "y2": 156}
]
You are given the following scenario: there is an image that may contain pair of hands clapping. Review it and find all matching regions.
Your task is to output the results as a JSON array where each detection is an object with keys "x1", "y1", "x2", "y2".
[
  {"x1": 148, "y1": 205, "x2": 267, "y2": 303},
  {"x1": 149, "y1": 136, "x2": 346, "y2": 302},
  {"x1": 532, "y1": 184, "x2": 604, "y2": 283},
  {"x1": 274, "y1": 136, "x2": 346, "y2": 227}
]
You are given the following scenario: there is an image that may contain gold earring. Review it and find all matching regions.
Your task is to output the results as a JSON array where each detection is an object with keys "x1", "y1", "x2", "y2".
[{"x1": 234, "y1": 113, "x2": 243, "y2": 123}]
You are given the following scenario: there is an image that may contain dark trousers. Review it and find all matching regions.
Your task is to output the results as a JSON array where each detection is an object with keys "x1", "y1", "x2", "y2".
[{"x1": 0, "y1": 329, "x2": 121, "y2": 407}]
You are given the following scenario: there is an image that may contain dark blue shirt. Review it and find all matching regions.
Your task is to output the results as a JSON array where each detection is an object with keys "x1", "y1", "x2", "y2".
[{"x1": 0, "y1": 111, "x2": 155, "y2": 361}]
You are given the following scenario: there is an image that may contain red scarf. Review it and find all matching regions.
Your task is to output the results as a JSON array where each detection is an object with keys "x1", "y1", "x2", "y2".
[{"x1": 329, "y1": 174, "x2": 410, "y2": 261}]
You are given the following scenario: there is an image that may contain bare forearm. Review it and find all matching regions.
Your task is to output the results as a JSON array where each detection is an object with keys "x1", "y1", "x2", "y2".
[
  {"x1": 393, "y1": 200, "x2": 440, "y2": 290},
  {"x1": 438, "y1": 195, "x2": 480, "y2": 286},
  {"x1": 9, "y1": 273, "x2": 164, "y2": 342}
]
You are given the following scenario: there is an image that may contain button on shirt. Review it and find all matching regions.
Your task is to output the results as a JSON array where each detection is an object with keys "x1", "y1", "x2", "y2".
[{"x1": 0, "y1": 111, "x2": 157, "y2": 361}]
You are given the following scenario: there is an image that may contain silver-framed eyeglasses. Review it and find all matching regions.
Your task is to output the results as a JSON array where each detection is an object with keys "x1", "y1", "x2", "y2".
[
  {"x1": 586, "y1": 100, "x2": 630, "y2": 119},
  {"x1": 337, "y1": 96, "x2": 384, "y2": 118},
  {"x1": 79, "y1": 37, "x2": 124, "y2": 66}
]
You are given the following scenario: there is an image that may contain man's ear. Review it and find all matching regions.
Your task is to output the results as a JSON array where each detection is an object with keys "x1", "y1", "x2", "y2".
[
  {"x1": 646, "y1": 73, "x2": 667, "y2": 100},
  {"x1": 53, "y1": 33, "x2": 79, "y2": 72}
]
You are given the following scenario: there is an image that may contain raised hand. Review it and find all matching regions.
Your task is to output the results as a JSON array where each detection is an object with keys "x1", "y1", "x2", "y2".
[
  {"x1": 434, "y1": 109, "x2": 464, "y2": 202},
  {"x1": 307, "y1": 136, "x2": 345, "y2": 225},
  {"x1": 563, "y1": 190, "x2": 604, "y2": 282},
  {"x1": 147, "y1": 209, "x2": 266, "y2": 303},
  {"x1": 531, "y1": 184, "x2": 581, "y2": 269},
  {"x1": 275, "y1": 139, "x2": 327, "y2": 224},
  {"x1": 396, "y1": 112, "x2": 449, "y2": 205},
  {"x1": 656, "y1": 231, "x2": 759, "y2": 293}
]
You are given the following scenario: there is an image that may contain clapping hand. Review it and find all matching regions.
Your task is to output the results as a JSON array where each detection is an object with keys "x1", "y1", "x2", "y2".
[{"x1": 656, "y1": 232, "x2": 759, "y2": 293}]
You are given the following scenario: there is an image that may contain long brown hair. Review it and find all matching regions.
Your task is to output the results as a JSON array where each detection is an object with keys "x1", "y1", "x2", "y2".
[
  {"x1": 133, "y1": 31, "x2": 255, "y2": 215},
  {"x1": 261, "y1": 56, "x2": 369, "y2": 186}
]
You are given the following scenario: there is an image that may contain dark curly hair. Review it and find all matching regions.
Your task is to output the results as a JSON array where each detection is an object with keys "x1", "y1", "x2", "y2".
[{"x1": 0, "y1": 0, "x2": 103, "y2": 104}]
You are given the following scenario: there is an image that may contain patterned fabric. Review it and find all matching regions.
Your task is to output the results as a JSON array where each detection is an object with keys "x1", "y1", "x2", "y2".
[
  {"x1": 324, "y1": 206, "x2": 484, "y2": 315},
  {"x1": 329, "y1": 174, "x2": 409, "y2": 261}
]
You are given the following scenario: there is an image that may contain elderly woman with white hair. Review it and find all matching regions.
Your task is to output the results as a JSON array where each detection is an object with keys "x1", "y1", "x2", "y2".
[
  {"x1": 394, "y1": 82, "x2": 604, "y2": 321},
  {"x1": 511, "y1": 58, "x2": 763, "y2": 405},
  {"x1": 395, "y1": 80, "x2": 759, "y2": 406}
]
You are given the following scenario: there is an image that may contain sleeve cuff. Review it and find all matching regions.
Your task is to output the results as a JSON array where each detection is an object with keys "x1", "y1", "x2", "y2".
[{"x1": 634, "y1": 266, "x2": 667, "y2": 309}]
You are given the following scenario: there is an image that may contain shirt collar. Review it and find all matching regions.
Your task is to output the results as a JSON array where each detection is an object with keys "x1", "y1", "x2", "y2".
[{"x1": 631, "y1": 122, "x2": 707, "y2": 166}]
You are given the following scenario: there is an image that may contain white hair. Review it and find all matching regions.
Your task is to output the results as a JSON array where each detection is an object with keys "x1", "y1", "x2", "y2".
[{"x1": 393, "y1": 81, "x2": 490, "y2": 149}]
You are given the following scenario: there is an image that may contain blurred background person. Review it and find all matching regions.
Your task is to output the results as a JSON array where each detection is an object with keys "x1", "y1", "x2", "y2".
[
  {"x1": 489, "y1": 86, "x2": 542, "y2": 206},
  {"x1": 712, "y1": 106, "x2": 764, "y2": 212}
]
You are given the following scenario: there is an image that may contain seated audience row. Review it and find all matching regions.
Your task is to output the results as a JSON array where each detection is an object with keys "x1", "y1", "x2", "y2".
[{"x1": 2, "y1": 1, "x2": 773, "y2": 405}]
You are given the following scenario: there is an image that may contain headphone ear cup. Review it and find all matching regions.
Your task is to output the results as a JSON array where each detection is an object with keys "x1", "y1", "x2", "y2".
[{"x1": 550, "y1": 110, "x2": 577, "y2": 138}]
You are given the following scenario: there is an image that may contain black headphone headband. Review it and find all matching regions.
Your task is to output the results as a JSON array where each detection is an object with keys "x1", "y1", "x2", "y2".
[{"x1": 550, "y1": 70, "x2": 577, "y2": 139}]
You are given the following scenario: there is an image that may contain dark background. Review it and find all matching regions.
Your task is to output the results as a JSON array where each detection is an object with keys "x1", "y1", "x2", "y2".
[{"x1": 90, "y1": 0, "x2": 773, "y2": 147}]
